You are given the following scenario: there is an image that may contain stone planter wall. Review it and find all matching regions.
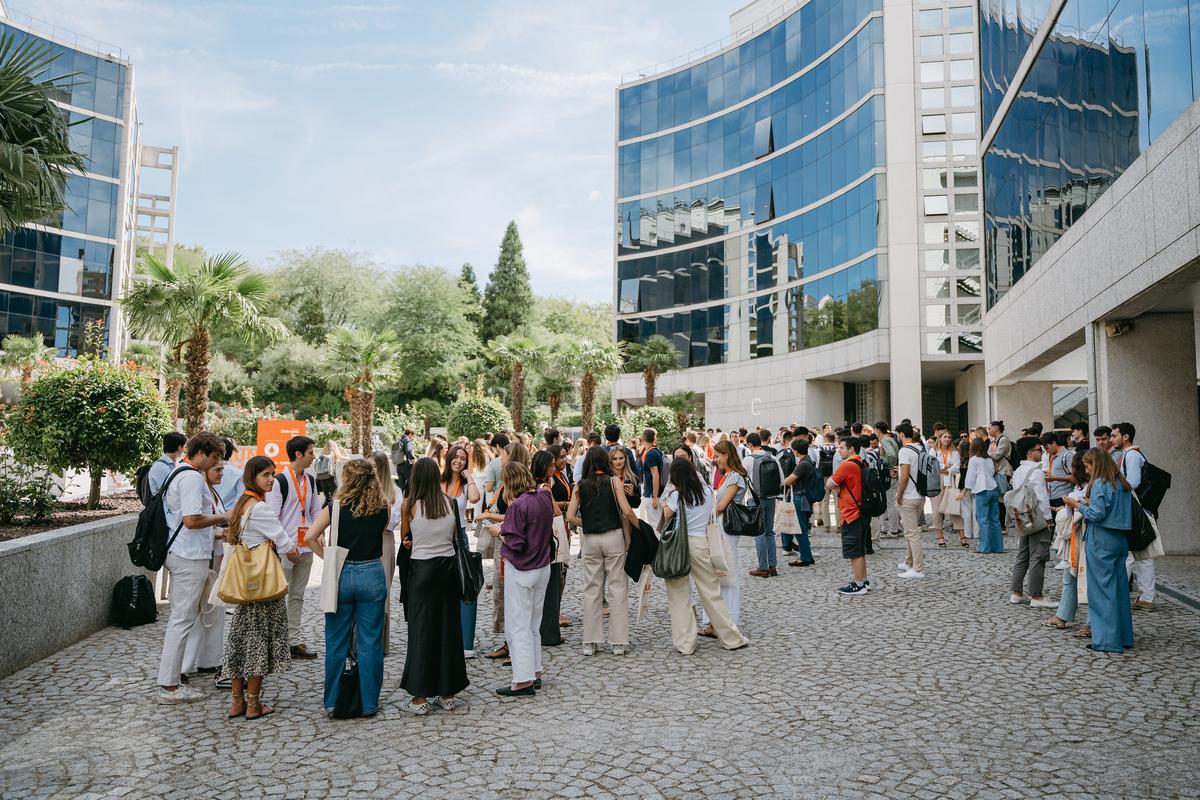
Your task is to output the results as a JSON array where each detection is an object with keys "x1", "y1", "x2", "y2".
[{"x1": 0, "y1": 513, "x2": 144, "y2": 679}]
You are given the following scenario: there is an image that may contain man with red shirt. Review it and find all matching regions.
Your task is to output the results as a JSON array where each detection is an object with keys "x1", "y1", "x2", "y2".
[{"x1": 829, "y1": 434, "x2": 872, "y2": 596}]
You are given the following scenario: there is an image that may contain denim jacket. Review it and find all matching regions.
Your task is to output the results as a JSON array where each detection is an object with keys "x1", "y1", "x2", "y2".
[{"x1": 1078, "y1": 479, "x2": 1132, "y2": 529}]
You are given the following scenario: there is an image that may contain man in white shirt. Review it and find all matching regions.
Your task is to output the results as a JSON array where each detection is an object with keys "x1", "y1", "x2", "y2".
[
  {"x1": 267, "y1": 435, "x2": 321, "y2": 659},
  {"x1": 1111, "y1": 422, "x2": 1156, "y2": 610},
  {"x1": 742, "y1": 432, "x2": 782, "y2": 577},
  {"x1": 146, "y1": 431, "x2": 188, "y2": 496},
  {"x1": 1009, "y1": 436, "x2": 1056, "y2": 607},
  {"x1": 485, "y1": 432, "x2": 511, "y2": 493},
  {"x1": 894, "y1": 422, "x2": 926, "y2": 579},
  {"x1": 156, "y1": 432, "x2": 228, "y2": 703}
]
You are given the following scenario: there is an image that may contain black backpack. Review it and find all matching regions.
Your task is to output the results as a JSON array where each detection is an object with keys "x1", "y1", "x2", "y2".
[
  {"x1": 851, "y1": 458, "x2": 887, "y2": 518},
  {"x1": 111, "y1": 574, "x2": 158, "y2": 628},
  {"x1": 127, "y1": 465, "x2": 194, "y2": 571},
  {"x1": 865, "y1": 450, "x2": 891, "y2": 491},
  {"x1": 818, "y1": 445, "x2": 835, "y2": 478},
  {"x1": 753, "y1": 453, "x2": 784, "y2": 498},
  {"x1": 134, "y1": 462, "x2": 155, "y2": 506},
  {"x1": 1121, "y1": 449, "x2": 1172, "y2": 516}
]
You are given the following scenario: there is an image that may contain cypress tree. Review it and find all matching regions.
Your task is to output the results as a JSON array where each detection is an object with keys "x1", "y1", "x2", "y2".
[
  {"x1": 459, "y1": 262, "x2": 484, "y2": 332},
  {"x1": 481, "y1": 221, "x2": 533, "y2": 343}
]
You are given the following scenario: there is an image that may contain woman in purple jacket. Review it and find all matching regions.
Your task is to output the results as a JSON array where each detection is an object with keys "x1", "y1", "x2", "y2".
[{"x1": 496, "y1": 461, "x2": 555, "y2": 697}]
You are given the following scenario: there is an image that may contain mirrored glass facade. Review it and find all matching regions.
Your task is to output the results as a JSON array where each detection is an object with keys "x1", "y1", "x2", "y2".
[
  {"x1": 0, "y1": 20, "x2": 129, "y2": 355},
  {"x1": 982, "y1": 0, "x2": 1200, "y2": 306},
  {"x1": 616, "y1": 0, "x2": 886, "y2": 363}
]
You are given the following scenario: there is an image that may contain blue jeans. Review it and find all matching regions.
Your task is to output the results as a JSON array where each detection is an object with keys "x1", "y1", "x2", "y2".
[
  {"x1": 324, "y1": 560, "x2": 387, "y2": 715},
  {"x1": 787, "y1": 495, "x2": 814, "y2": 562},
  {"x1": 755, "y1": 497, "x2": 777, "y2": 569},
  {"x1": 1056, "y1": 567, "x2": 1078, "y2": 622},
  {"x1": 975, "y1": 489, "x2": 1003, "y2": 553},
  {"x1": 458, "y1": 526, "x2": 477, "y2": 652}
]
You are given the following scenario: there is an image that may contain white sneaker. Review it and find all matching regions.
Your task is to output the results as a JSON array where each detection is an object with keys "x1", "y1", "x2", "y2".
[
  {"x1": 1054, "y1": 559, "x2": 1068, "y2": 570},
  {"x1": 896, "y1": 561, "x2": 910, "y2": 572},
  {"x1": 611, "y1": 644, "x2": 626, "y2": 656},
  {"x1": 1030, "y1": 598, "x2": 1058, "y2": 609},
  {"x1": 582, "y1": 643, "x2": 595, "y2": 656},
  {"x1": 400, "y1": 700, "x2": 430, "y2": 716},
  {"x1": 157, "y1": 685, "x2": 204, "y2": 704},
  {"x1": 463, "y1": 650, "x2": 476, "y2": 659},
  {"x1": 897, "y1": 568, "x2": 925, "y2": 579},
  {"x1": 1009, "y1": 593, "x2": 1027, "y2": 604}
]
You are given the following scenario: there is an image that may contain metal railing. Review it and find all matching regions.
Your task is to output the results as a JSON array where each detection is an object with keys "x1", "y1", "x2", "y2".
[
  {"x1": 1, "y1": 4, "x2": 127, "y2": 62},
  {"x1": 620, "y1": 0, "x2": 806, "y2": 84}
]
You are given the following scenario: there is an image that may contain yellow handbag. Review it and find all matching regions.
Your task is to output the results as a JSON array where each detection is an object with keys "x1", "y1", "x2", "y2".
[{"x1": 217, "y1": 540, "x2": 288, "y2": 605}]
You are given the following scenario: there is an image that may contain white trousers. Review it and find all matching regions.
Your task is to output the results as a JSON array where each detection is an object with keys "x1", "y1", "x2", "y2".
[
  {"x1": 280, "y1": 551, "x2": 314, "y2": 647},
  {"x1": 961, "y1": 490, "x2": 977, "y2": 539},
  {"x1": 181, "y1": 565, "x2": 225, "y2": 674},
  {"x1": 701, "y1": 531, "x2": 741, "y2": 627},
  {"x1": 1127, "y1": 554, "x2": 1156, "y2": 602},
  {"x1": 883, "y1": 483, "x2": 900, "y2": 533},
  {"x1": 156, "y1": 553, "x2": 210, "y2": 687},
  {"x1": 504, "y1": 561, "x2": 549, "y2": 684}
]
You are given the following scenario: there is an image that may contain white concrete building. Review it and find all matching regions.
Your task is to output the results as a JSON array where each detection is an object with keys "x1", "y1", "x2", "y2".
[{"x1": 612, "y1": 0, "x2": 988, "y2": 431}]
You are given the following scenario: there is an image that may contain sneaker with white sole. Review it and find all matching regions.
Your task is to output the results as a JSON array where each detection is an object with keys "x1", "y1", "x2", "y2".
[
  {"x1": 157, "y1": 685, "x2": 205, "y2": 704},
  {"x1": 1009, "y1": 593, "x2": 1027, "y2": 604},
  {"x1": 837, "y1": 580, "x2": 869, "y2": 596},
  {"x1": 401, "y1": 700, "x2": 430, "y2": 716},
  {"x1": 582, "y1": 643, "x2": 595, "y2": 656},
  {"x1": 897, "y1": 568, "x2": 925, "y2": 579},
  {"x1": 1030, "y1": 597, "x2": 1058, "y2": 609},
  {"x1": 896, "y1": 561, "x2": 909, "y2": 571},
  {"x1": 213, "y1": 675, "x2": 231, "y2": 691},
  {"x1": 463, "y1": 650, "x2": 476, "y2": 659},
  {"x1": 611, "y1": 644, "x2": 626, "y2": 656},
  {"x1": 432, "y1": 696, "x2": 459, "y2": 711}
]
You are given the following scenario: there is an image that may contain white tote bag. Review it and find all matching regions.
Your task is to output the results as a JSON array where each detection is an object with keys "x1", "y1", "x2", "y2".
[{"x1": 319, "y1": 501, "x2": 350, "y2": 614}]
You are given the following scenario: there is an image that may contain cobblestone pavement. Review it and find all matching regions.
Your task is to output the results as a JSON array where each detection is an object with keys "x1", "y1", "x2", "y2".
[{"x1": 2, "y1": 529, "x2": 1199, "y2": 799}]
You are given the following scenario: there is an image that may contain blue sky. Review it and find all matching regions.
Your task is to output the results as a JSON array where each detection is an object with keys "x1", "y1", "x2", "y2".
[{"x1": 16, "y1": 0, "x2": 738, "y2": 300}]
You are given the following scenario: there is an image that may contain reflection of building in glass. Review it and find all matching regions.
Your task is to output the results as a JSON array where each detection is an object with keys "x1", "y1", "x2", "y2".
[
  {"x1": 613, "y1": 0, "x2": 988, "y2": 429},
  {"x1": 0, "y1": 9, "x2": 173, "y2": 357},
  {"x1": 982, "y1": 0, "x2": 1199, "y2": 306}
]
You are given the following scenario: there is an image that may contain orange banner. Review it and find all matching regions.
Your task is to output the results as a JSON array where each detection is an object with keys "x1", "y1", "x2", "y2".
[{"x1": 257, "y1": 420, "x2": 307, "y2": 470}]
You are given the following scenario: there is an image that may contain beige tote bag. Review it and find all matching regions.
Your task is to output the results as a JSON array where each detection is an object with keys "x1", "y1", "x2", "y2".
[{"x1": 319, "y1": 501, "x2": 350, "y2": 614}]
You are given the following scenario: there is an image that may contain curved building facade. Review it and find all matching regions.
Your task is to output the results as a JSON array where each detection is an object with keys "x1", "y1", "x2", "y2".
[{"x1": 613, "y1": 0, "x2": 989, "y2": 431}]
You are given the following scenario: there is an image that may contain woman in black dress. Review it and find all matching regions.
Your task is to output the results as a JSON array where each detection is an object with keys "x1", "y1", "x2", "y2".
[
  {"x1": 531, "y1": 450, "x2": 565, "y2": 646},
  {"x1": 397, "y1": 457, "x2": 469, "y2": 715}
]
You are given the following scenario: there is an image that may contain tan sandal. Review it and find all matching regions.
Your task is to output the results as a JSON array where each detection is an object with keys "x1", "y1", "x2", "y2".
[
  {"x1": 1073, "y1": 626, "x2": 1091, "y2": 639},
  {"x1": 1043, "y1": 617, "x2": 1069, "y2": 629},
  {"x1": 245, "y1": 692, "x2": 274, "y2": 720}
]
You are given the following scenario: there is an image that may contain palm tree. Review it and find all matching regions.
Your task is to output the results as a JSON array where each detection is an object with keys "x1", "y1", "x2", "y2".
[
  {"x1": 538, "y1": 372, "x2": 575, "y2": 427},
  {"x1": 486, "y1": 334, "x2": 545, "y2": 434},
  {"x1": 0, "y1": 33, "x2": 87, "y2": 235},
  {"x1": 1, "y1": 333, "x2": 55, "y2": 387},
  {"x1": 122, "y1": 342, "x2": 185, "y2": 426},
  {"x1": 322, "y1": 327, "x2": 402, "y2": 454},
  {"x1": 568, "y1": 338, "x2": 623, "y2": 435},
  {"x1": 660, "y1": 390, "x2": 700, "y2": 434},
  {"x1": 121, "y1": 251, "x2": 285, "y2": 435},
  {"x1": 625, "y1": 335, "x2": 679, "y2": 407},
  {"x1": 122, "y1": 342, "x2": 160, "y2": 373}
]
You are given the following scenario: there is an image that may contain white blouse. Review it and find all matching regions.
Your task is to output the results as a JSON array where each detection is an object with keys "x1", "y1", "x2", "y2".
[
  {"x1": 235, "y1": 500, "x2": 294, "y2": 553},
  {"x1": 934, "y1": 448, "x2": 961, "y2": 487},
  {"x1": 963, "y1": 455, "x2": 998, "y2": 493}
]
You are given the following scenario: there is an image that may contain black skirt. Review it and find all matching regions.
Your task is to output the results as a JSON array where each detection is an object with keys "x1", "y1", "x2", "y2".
[
  {"x1": 399, "y1": 556, "x2": 469, "y2": 698},
  {"x1": 539, "y1": 562, "x2": 564, "y2": 645}
]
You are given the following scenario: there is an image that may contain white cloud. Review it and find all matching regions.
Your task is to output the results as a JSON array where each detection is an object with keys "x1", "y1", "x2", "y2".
[
  {"x1": 434, "y1": 61, "x2": 616, "y2": 99},
  {"x1": 512, "y1": 206, "x2": 612, "y2": 300}
]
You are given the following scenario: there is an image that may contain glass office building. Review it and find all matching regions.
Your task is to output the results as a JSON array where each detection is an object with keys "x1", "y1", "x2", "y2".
[
  {"x1": 982, "y1": 0, "x2": 1200, "y2": 306},
  {"x1": 613, "y1": 0, "x2": 988, "y2": 429},
  {"x1": 0, "y1": 10, "x2": 141, "y2": 356}
]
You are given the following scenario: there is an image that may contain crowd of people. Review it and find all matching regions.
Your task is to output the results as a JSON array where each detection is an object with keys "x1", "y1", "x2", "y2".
[{"x1": 147, "y1": 414, "x2": 1162, "y2": 716}]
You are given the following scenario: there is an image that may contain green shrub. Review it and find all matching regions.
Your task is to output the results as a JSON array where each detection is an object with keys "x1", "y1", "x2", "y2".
[
  {"x1": 209, "y1": 402, "x2": 286, "y2": 446},
  {"x1": 446, "y1": 389, "x2": 512, "y2": 440},
  {"x1": 377, "y1": 404, "x2": 425, "y2": 445},
  {"x1": 306, "y1": 414, "x2": 349, "y2": 448},
  {"x1": 520, "y1": 404, "x2": 549, "y2": 437},
  {"x1": 620, "y1": 405, "x2": 681, "y2": 447},
  {"x1": 559, "y1": 412, "x2": 583, "y2": 428},
  {"x1": 8, "y1": 357, "x2": 169, "y2": 508}
]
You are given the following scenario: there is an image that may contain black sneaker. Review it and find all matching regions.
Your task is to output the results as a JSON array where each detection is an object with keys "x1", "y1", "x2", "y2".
[
  {"x1": 837, "y1": 581, "x2": 868, "y2": 596},
  {"x1": 862, "y1": 579, "x2": 871, "y2": 592}
]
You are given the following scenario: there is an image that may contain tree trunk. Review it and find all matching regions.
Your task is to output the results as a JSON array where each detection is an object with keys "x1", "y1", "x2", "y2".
[
  {"x1": 344, "y1": 385, "x2": 361, "y2": 454},
  {"x1": 20, "y1": 366, "x2": 32, "y2": 388},
  {"x1": 88, "y1": 468, "x2": 102, "y2": 510},
  {"x1": 548, "y1": 393, "x2": 560, "y2": 426},
  {"x1": 167, "y1": 381, "x2": 182, "y2": 426},
  {"x1": 580, "y1": 371, "x2": 596, "y2": 435},
  {"x1": 511, "y1": 363, "x2": 525, "y2": 434},
  {"x1": 183, "y1": 327, "x2": 212, "y2": 436},
  {"x1": 643, "y1": 368, "x2": 655, "y2": 408},
  {"x1": 360, "y1": 390, "x2": 375, "y2": 455}
]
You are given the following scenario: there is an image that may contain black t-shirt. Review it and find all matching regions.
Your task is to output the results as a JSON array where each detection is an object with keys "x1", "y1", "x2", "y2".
[
  {"x1": 338, "y1": 506, "x2": 388, "y2": 561},
  {"x1": 792, "y1": 458, "x2": 816, "y2": 487}
]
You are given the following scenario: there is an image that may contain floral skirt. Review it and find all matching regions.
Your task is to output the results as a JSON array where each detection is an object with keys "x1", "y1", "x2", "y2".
[{"x1": 223, "y1": 598, "x2": 291, "y2": 678}]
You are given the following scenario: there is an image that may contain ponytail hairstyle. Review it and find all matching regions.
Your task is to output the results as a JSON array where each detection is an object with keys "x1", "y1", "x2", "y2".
[{"x1": 226, "y1": 455, "x2": 276, "y2": 546}]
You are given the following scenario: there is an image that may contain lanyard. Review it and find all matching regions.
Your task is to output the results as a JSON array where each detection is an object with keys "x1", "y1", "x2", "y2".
[
  {"x1": 553, "y1": 470, "x2": 572, "y2": 500},
  {"x1": 289, "y1": 467, "x2": 309, "y2": 524}
]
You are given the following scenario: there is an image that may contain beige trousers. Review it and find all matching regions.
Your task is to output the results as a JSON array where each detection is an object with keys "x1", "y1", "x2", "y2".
[
  {"x1": 898, "y1": 497, "x2": 925, "y2": 572},
  {"x1": 665, "y1": 536, "x2": 746, "y2": 654},
  {"x1": 581, "y1": 529, "x2": 629, "y2": 646},
  {"x1": 280, "y1": 551, "x2": 314, "y2": 647},
  {"x1": 381, "y1": 530, "x2": 395, "y2": 655}
]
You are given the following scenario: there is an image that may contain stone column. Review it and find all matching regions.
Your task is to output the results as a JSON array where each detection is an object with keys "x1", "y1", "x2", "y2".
[
  {"x1": 990, "y1": 381, "x2": 1054, "y2": 432},
  {"x1": 1087, "y1": 313, "x2": 1200, "y2": 554}
]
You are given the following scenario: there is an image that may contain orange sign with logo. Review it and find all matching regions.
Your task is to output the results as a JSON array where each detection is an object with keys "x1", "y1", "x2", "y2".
[{"x1": 257, "y1": 420, "x2": 307, "y2": 470}]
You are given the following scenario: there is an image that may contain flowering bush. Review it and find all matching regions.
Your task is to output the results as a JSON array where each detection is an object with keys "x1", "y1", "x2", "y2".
[
  {"x1": 446, "y1": 388, "x2": 512, "y2": 440},
  {"x1": 619, "y1": 405, "x2": 681, "y2": 447},
  {"x1": 208, "y1": 402, "x2": 285, "y2": 446}
]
